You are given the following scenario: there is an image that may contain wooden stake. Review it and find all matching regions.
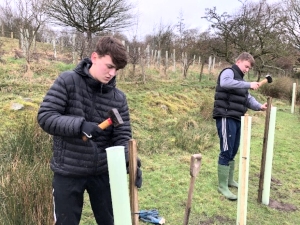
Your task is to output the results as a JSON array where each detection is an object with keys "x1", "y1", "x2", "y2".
[
  {"x1": 237, "y1": 114, "x2": 252, "y2": 225},
  {"x1": 258, "y1": 97, "x2": 272, "y2": 202},
  {"x1": 183, "y1": 154, "x2": 202, "y2": 225},
  {"x1": 129, "y1": 139, "x2": 139, "y2": 225},
  {"x1": 240, "y1": 114, "x2": 248, "y2": 225}
]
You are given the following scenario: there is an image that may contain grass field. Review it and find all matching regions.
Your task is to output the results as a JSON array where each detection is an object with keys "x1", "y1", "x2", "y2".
[
  {"x1": 80, "y1": 84, "x2": 300, "y2": 225},
  {"x1": 0, "y1": 36, "x2": 299, "y2": 225}
]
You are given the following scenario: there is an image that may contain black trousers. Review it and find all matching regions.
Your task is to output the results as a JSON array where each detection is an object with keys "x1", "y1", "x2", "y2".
[{"x1": 52, "y1": 173, "x2": 113, "y2": 225}]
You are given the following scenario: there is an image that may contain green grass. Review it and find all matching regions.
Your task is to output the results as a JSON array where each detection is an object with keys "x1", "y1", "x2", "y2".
[
  {"x1": 79, "y1": 91, "x2": 300, "y2": 225},
  {"x1": 0, "y1": 36, "x2": 299, "y2": 224},
  {"x1": 132, "y1": 105, "x2": 300, "y2": 225}
]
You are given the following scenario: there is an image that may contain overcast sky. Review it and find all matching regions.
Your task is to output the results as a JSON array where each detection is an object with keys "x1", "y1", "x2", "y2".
[{"x1": 126, "y1": 0, "x2": 279, "y2": 40}]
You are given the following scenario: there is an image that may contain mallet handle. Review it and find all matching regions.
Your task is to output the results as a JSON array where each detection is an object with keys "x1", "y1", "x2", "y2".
[
  {"x1": 258, "y1": 78, "x2": 268, "y2": 86},
  {"x1": 99, "y1": 118, "x2": 113, "y2": 129},
  {"x1": 82, "y1": 118, "x2": 113, "y2": 141}
]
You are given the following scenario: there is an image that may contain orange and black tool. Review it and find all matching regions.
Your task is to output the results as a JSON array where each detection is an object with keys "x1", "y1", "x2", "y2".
[{"x1": 82, "y1": 108, "x2": 123, "y2": 141}]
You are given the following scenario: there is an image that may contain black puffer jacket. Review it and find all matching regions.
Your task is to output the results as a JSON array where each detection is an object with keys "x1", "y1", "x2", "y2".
[{"x1": 37, "y1": 58, "x2": 132, "y2": 177}]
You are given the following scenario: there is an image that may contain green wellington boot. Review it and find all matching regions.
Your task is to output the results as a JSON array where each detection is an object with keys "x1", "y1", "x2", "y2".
[
  {"x1": 218, "y1": 164, "x2": 237, "y2": 201},
  {"x1": 228, "y1": 161, "x2": 239, "y2": 188}
]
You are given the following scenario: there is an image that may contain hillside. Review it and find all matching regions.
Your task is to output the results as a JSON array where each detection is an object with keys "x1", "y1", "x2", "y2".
[{"x1": 0, "y1": 36, "x2": 299, "y2": 225}]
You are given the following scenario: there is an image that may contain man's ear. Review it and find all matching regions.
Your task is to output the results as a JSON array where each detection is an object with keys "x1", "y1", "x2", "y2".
[
  {"x1": 235, "y1": 59, "x2": 242, "y2": 65},
  {"x1": 90, "y1": 52, "x2": 98, "y2": 63},
  {"x1": 91, "y1": 52, "x2": 98, "y2": 61}
]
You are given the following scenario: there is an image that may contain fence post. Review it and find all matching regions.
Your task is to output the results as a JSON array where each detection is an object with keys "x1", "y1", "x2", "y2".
[
  {"x1": 258, "y1": 97, "x2": 272, "y2": 202},
  {"x1": 1, "y1": 23, "x2": 4, "y2": 37},
  {"x1": 146, "y1": 45, "x2": 150, "y2": 68},
  {"x1": 151, "y1": 49, "x2": 154, "y2": 65},
  {"x1": 208, "y1": 56, "x2": 212, "y2": 74},
  {"x1": 173, "y1": 49, "x2": 176, "y2": 72},
  {"x1": 20, "y1": 28, "x2": 25, "y2": 52},
  {"x1": 166, "y1": 51, "x2": 168, "y2": 70},
  {"x1": 237, "y1": 114, "x2": 252, "y2": 225},
  {"x1": 291, "y1": 83, "x2": 296, "y2": 113},
  {"x1": 157, "y1": 50, "x2": 161, "y2": 69},
  {"x1": 72, "y1": 33, "x2": 77, "y2": 64},
  {"x1": 52, "y1": 38, "x2": 57, "y2": 60},
  {"x1": 32, "y1": 31, "x2": 36, "y2": 51},
  {"x1": 193, "y1": 55, "x2": 195, "y2": 67}
]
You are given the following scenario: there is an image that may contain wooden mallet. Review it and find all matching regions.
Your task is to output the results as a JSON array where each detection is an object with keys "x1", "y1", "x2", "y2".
[
  {"x1": 259, "y1": 74, "x2": 272, "y2": 86},
  {"x1": 82, "y1": 108, "x2": 123, "y2": 141}
]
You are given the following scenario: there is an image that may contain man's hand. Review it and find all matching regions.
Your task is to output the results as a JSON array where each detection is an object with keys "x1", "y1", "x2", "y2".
[
  {"x1": 127, "y1": 157, "x2": 143, "y2": 188},
  {"x1": 135, "y1": 158, "x2": 142, "y2": 188},
  {"x1": 136, "y1": 167, "x2": 142, "y2": 188},
  {"x1": 250, "y1": 82, "x2": 260, "y2": 90},
  {"x1": 261, "y1": 103, "x2": 268, "y2": 111},
  {"x1": 81, "y1": 121, "x2": 102, "y2": 139}
]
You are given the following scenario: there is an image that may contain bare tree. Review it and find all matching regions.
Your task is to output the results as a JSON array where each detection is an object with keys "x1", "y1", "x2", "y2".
[
  {"x1": 174, "y1": 12, "x2": 203, "y2": 78},
  {"x1": 150, "y1": 21, "x2": 174, "y2": 75},
  {"x1": 0, "y1": 1, "x2": 14, "y2": 37},
  {"x1": 45, "y1": 0, "x2": 135, "y2": 56},
  {"x1": 127, "y1": 36, "x2": 140, "y2": 78},
  {"x1": 196, "y1": 31, "x2": 214, "y2": 81},
  {"x1": 282, "y1": 0, "x2": 300, "y2": 49},
  {"x1": 126, "y1": 35, "x2": 150, "y2": 83},
  {"x1": 0, "y1": 0, "x2": 48, "y2": 75},
  {"x1": 179, "y1": 29, "x2": 201, "y2": 78},
  {"x1": 204, "y1": 0, "x2": 290, "y2": 79},
  {"x1": 176, "y1": 10, "x2": 185, "y2": 48}
]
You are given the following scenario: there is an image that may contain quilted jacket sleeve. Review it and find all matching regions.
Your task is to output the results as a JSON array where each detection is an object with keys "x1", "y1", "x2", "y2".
[{"x1": 37, "y1": 73, "x2": 85, "y2": 137}]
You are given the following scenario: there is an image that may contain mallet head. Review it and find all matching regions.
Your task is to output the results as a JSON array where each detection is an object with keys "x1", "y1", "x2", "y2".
[
  {"x1": 108, "y1": 108, "x2": 124, "y2": 127},
  {"x1": 259, "y1": 74, "x2": 273, "y2": 86},
  {"x1": 265, "y1": 74, "x2": 272, "y2": 83}
]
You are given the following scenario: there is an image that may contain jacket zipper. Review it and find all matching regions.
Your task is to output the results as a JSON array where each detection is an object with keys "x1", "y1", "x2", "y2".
[{"x1": 91, "y1": 84, "x2": 103, "y2": 174}]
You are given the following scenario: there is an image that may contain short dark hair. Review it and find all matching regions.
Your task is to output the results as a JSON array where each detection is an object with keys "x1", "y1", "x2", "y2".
[
  {"x1": 236, "y1": 52, "x2": 255, "y2": 67},
  {"x1": 94, "y1": 36, "x2": 128, "y2": 69}
]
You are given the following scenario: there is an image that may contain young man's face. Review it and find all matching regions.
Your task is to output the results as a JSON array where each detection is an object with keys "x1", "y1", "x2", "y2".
[
  {"x1": 236, "y1": 60, "x2": 252, "y2": 74},
  {"x1": 89, "y1": 53, "x2": 117, "y2": 84}
]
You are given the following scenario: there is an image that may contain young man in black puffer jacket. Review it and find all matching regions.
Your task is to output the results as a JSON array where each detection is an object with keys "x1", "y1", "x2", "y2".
[{"x1": 38, "y1": 36, "x2": 142, "y2": 225}]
